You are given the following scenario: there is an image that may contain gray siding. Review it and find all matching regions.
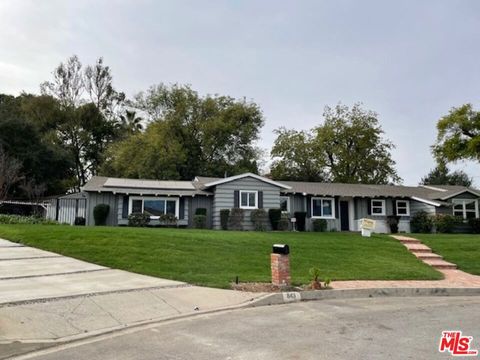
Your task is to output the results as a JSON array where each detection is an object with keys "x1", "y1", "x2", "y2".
[
  {"x1": 46, "y1": 198, "x2": 86, "y2": 225},
  {"x1": 212, "y1": 177, "x2": 281, "y2": 230},
  {"x1": 86, "y1": 192, "x2": 118, "y2": 226},
  {"x1": 410, "y1": 199, "x2": 436, "y2": 216},
  {"x1": 188, "y1": 196, "x2": 213, "y2": 228}
]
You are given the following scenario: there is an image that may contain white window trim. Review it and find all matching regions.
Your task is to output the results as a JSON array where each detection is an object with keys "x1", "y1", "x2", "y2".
[
  {"x1": 396, "y1": 200, "x2": 410, "y2": 216},
  {"x1": 239, "y1": 190, "x2": 258, "y2": 210},
  {"x1": 128, "y1": 196, "x2": 180, "y2": 219},
  {"x1": 280, "y1": 196, "x2": 290, "y2": 213},
  {"x1": 311, "y1": 197, "x2": 335, "y2": 219},
  {"x1": 371, "y1": 199, "x2": 386, "y2": 216},
  {"x1": 452, "y1": 198, "x2": 479, "y2": 220}
]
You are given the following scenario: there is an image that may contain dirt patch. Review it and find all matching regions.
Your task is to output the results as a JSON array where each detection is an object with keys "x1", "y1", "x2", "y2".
[{"x1": 231, "y1": 282, "x2": 332, "y2": 293}]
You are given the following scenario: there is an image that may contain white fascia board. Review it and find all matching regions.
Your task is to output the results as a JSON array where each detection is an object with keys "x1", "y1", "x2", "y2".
[
  {"x1": 410, "y1": 196, "x2": 442, "y2": 207},
  {"x1": 203, "y1": 172, "x2": 292, "y2": 190}
]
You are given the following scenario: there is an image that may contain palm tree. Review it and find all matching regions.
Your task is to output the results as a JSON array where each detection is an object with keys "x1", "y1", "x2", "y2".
[{"x1": 119, "y1": 110, "x2": 143, "y2": 135}]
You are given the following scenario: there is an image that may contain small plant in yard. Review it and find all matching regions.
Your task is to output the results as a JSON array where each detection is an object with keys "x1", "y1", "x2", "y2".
[
  {"x1": 323, "y1": 277, "x2": 331, "y2": 288},
  {"x1": 250, "y1": 209, "x2": 268, "y2": 231},
  {"x1": 387, "y1": 215, "x2": 400, "y2": 233},
  {"x1": 193, "y1": 214, "x2": 207, "y2": 229},
  {"x1": 309, "y1": 267, "x2": 322, "y2": 290},
  {"x1": 268, "y1": 208, "x2": 282, "y2": 230},
  {"x1": 93, "y1": 204, "x2": 110, "y2": 226},
  {"x1": 312, "y1": 219, "x2": 327, "y2": 232},
  {"x1": 410, "y1": 211, "x2": 433, "y2": 233},
  {"x1": 277, "y1": 215, "x2": 290, "y2": 231},
  {"x1": 220, "y1": 209, "x2": 230, "y2": 230},
  {"x1": 228, "y1": 208, "x2": 244, "y2": 231},
  {"x1": 469, "y1": 218, "x2": 480, "y2": 233},
  {"x1": 128, "y1": 212, "x2": 150, "y2": 227},
  {"x1": 74, "y1": 216, "x2": 86, "y2": 226},
  {"x1": 159, "y1": 213, "x2": 177, "y2": 226}
]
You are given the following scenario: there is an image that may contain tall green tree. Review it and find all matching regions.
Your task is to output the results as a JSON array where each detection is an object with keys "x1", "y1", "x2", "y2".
[
  {"x1": 271, "y1": 103, "x2": 401, "y2": 184},
  {"x1": 420, "y1": 161, "x2": 472, "y2": 187},
  {"x1": 104, "y1": 84, "x2": 264, "y2": 179},
  {"x1": 433, "y1": 103, "x2": 480, "y2": 163}
]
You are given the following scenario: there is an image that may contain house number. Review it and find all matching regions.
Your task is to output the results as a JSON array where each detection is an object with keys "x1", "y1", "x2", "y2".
[{"x1": 283, "y1": 292, "x2": 301, "y2": 302}]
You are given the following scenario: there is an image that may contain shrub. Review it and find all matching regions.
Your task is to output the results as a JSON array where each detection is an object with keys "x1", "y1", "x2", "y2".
[
  {"x1": 193, "y1": 214, "x2": 207, "y2": 229},
  {"x1": 228, "y1": 208, "x2": 244, "y2": 231},
  {"x1": 0, "y1": 214, "x2": 58, "y2": 225},
  {"x1": 294, "y1": 212, "x2": 307, "y2": 231},
  {"x1": 309, "y1": 267, "x2": 321, "y2": 289},
  {"x1": 128, "y1": 212, "x2": 150, "y2": 227},
  {"x1": 312, "y1": 219, "x2": 327, "y2": 232},
  {"x1": 277, "y1": 215, "x2": 290, "y2": 231},
  {"x1": 159, "y1": 213, "x2": 177, "y2": 225},
  {"x1": 469, "y1": 218, "x2": 480, "y2": 233},
  {"x1": 74, "y1": 216, "x2": 86, "y2": 226},
  {"x1": 268, "y1": 208, "x2": 282, "y2": 230},
  {"x1": 410, "y1": 211, "x2": 433, "y2": 233},
  {"x1": 195, "y1": 208, "x2": 207, "y2": 216},
  {"x1": 220, "y1": 209, "x2": 230, "y2": 230},
  {"x1": 93, "y1": 204, "x2": 110, "y2": 226},
  {"x1": 250, "y1": 209, "x2": 268, "y2": 231},
  {"x1": 387, "y1": 215, "x2": 400, "y2": 234},
  {"x1": 434, "y1": 214, "x2": 460, "y2": 233}
]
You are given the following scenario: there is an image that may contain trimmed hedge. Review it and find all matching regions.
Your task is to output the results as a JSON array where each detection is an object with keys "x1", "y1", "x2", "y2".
[
  {"x1": 0, "y1": 214, "x2": 58, "y2": 225},
  {"x1": 250, "y1": 209, "x2": 268, "y2": 231},
  {"x1": 193, "y1": 214, "x2": 207, "y2": 229},
  {"x1": 228, "y1": 208, "x2": 244, "y2": 231},
  {"x1": 128, "y1": 212, "x2": 150, "y2": 227},
  {"x1": 410, "y1": 211, "x2": 433, "y2": 233},
  {"x1": 268, "y1": 208, "x2": 282, "y2": 230},
  {"x1": 220, "y1": 209, "x2": 230, "y2": 230},
  {"x1": 387, "y1": 215, "x2": 400, "y2": 234},
  {"x1": 195, "y1": 208, "x2": 207, "y2": 216},
  {"x1": 312, "y1": 219, "x2": 327, "y2": 232},
  {"x1": 294, "y1": 212, "x2": 307, "y2": 231},
  {"x1": 277, "y1": 215, "x2": 290, "y2": 231},
  {"x1": 93, "y1": 204, "x2": 110, "y2": 226},
  {"x1": 469, "y1": 218, "x2": 480, "y2": 233}
]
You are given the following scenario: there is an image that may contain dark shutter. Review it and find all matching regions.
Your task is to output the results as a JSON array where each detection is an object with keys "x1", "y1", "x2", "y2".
[
  {"x1": 335, "y1": 196, "x2": 340, "y2": 219},
  {"x1": 234, "y1": 190, "x2": 239, "y2": 208},
  {"x1": 122, "y1": 195, "x2": 129, "y2": 219},
  {"x1": 306, "y1": 196, "x2": 312, "y2": 218},
  {"x1": 179, "y1": 197, "x2": 185, "y2": 219},
  {"x1": 258, "y1": 191, "x2": 263, "y2": 209},
  {"x1": 366, "y1": 197, "x2": 371, "y2": 215},
  {"x1": 393, "y1": 199, "x2": 397, "y2": 216}
]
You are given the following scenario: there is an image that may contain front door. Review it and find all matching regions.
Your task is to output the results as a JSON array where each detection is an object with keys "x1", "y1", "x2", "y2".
[{"x1": 340, "y1": 201, "x2": 349, "y2": 231}]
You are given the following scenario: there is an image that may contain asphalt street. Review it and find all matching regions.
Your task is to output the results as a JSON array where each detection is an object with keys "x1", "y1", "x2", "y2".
[{"x1": 19, "y1": 296, "x2": 480, "y2": 360}]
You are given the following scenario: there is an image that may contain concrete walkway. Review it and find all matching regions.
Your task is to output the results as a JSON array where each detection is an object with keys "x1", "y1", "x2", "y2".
[{"x1": 0, "y1": 238, "x2": 263, "y2": 347}]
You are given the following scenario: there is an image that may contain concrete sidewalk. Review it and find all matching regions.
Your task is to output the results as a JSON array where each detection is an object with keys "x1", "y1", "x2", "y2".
[{"x1": 0, "y1": 238, "x2": 262, "y2": 348}]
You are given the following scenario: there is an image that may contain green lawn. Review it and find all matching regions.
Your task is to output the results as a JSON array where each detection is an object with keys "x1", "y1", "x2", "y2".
[
  {"x1": 0, "y1": 225, "x2": 442, "y2": 288},
  {"x1": 414, "y1": 234, "x2": 480, "y2": 276}
]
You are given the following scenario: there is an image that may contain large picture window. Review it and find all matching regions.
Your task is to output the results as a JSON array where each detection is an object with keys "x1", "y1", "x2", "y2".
[
  {"x1": 311, "y1": 197, "x2": 335, "y2": 218},
  {"x1": 129, "y1": 197, "x2": 179, "y2": 219},
  {"x1": 452, "y1": 199, "x2": 479, "y2": 220},
  {"x1": 240, "y1": 191, "x2": 258, "y2": 209},
  {"x1": 371, "y1": 199, "x2": 386, "y2": 216}
]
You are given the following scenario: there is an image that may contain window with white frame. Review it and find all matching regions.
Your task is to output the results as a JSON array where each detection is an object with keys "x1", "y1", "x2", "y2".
[
  {"x1": 396, "y1": 200, "x2": 410, "y2": 216},
  {"x1": 311, "y1": 197, "x2": 335, "y2": 218},
  {"x1": 452, "y1": 199, "x2": 479, "y2": 220},
  {"x1": 129, "y1": 197, "x2": 179, "y2": 218},
  {"x1": 240, "y1": 190, "x2": 257, "y2": 209},
  {"x1": 371, "y1": 199, "x2": 386, "y2": 216},
  {"x1": 280, "y1": 196, "x2": 290, "y2": 213}
]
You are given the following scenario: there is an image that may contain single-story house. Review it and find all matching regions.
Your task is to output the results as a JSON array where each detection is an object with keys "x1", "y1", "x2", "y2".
[{"x1": 78, "y1": 173, "x2": 480, "y2": 233}]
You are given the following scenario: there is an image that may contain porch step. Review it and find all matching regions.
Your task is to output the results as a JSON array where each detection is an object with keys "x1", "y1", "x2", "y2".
[
  {"x1": 414, "y1": 252, "x2": 443, "y2": 260},
  {"x1": 398, "y1": 238, "x2": 421, "y2": 244},
  {"x1": 404, "y1": 243, "x2": 432, "y2": 253},
  {"x1": 422, "y1": 258, "x2": 457, "y2": 270}
]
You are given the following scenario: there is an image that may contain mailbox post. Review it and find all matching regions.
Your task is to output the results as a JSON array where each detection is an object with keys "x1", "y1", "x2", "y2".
[{"x1": 271, "y1": 244, "x2": 290, "y2": 286}]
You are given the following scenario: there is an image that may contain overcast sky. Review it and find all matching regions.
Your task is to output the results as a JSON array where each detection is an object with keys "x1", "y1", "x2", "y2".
[{"x1": 1, "y1": 0, "x2": 479, "y2": 185}]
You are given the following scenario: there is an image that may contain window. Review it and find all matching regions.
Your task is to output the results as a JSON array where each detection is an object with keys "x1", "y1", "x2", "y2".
[
  {"x1": 240, "y1": 191, "x2": 257, "y2": 209},
  {"x1": 280, "y1": 196, "x2": 290, "y2": 213},
  {"x1": 396, "y1": 200, "x2": 410, "y2": 216},
  {"x1": 311, "y1": 197, "x2": 335, "y2": 218},
  {"x1": 371, "y1": 199, "x2": 386, "y2": 216},
  {"x1": 129, "y1": 197, "x2": 179, "y2": 218},
  {"x1": 452, "y1": 199, "x2": 479, "y2": 220}
]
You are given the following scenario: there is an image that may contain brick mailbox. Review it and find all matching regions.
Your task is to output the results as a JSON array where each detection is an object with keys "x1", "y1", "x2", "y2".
[{"x1": 271, "y1": 244, "x2": 290, "y2": 286}]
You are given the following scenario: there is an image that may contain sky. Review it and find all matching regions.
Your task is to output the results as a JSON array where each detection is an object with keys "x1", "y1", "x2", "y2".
[{"x1": 1, "y1": 0, "x2": 479, "y2": 185}]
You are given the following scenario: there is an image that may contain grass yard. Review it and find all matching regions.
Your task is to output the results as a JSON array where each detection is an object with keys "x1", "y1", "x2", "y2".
[
  {"x1": 0, "y1": 225, "x2": 442, "y2": 288},
  {"x1": 414, "y1": 234, "x2": 480, "y2": 276}
]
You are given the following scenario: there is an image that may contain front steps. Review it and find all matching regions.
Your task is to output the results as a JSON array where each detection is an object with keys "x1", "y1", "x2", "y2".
[{"x1": 391, "y1": 235, "x2": 457, "y2": 270}]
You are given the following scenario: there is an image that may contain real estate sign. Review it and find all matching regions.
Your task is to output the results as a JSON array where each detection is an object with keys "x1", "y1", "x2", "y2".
[{"x1": 360, "y1": 218, "x2": 376, "y2": 237}]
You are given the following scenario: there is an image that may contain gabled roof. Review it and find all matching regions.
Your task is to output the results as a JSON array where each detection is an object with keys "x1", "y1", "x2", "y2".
[{"x1": 200, "y1": 173, "x2": 291, "y2": 190}]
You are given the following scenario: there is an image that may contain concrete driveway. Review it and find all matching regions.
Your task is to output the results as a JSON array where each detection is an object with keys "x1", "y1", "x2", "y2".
[{"x1": 0, "y1": 238, "x2": 262, "y2": 358}]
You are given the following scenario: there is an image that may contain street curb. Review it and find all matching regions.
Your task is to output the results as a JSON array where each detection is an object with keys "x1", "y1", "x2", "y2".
[{"x1": 248, "y1": 287, "x2": 480, "y2": 307}]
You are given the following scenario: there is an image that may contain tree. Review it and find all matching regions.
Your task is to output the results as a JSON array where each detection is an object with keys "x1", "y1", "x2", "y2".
[
  {"x1": 270, "y1": 128, "x2": 327, "y2": 181},
  {"x1": 270, "y1": 103, "x2": 401, "y2": 184},
  {"x1": 119, "y1": 110, "x2": 143, "y2": 136},
  {"x1": 433, "y1": 104, "x2": 480, "y2": 163},
  {"x1": 104, "y1": 84, "x2": 264, "y2": 179},
  {"x1": 0, "y1": 146, "x2": 23, "y2": 200},
  {"x1": 420, "y1": 161, "x2": 472, "y2": 187}
]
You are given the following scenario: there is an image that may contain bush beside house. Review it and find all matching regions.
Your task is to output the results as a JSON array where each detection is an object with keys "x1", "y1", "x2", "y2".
[
  {"x1": 410, "y1": 211, "x2": 434, "y2": 233},
  {"x1": 268, "y1": 209, "x2": 282, "y2": 230},
  {"x1": 220, "y1": 209, "x2": 230, "y2": 230},
  {"x1": 228, "y1": 208, "x2": 244, "y2": 230},
  {"x1": 250, "y1": 209, "x2": 268, "y2": 231},
  {"x1": 312, "y1": 219, "x2": 327, "y2": 232},
  {"x1": 93, "y1": 204, "x2": 110, "y2": 226},
  {"x1": 294, "y1": 212, "x2": 307, "y2": 231},
  {"x1": 128, "y1": 212, "x2": 150, "y2": 227}
]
